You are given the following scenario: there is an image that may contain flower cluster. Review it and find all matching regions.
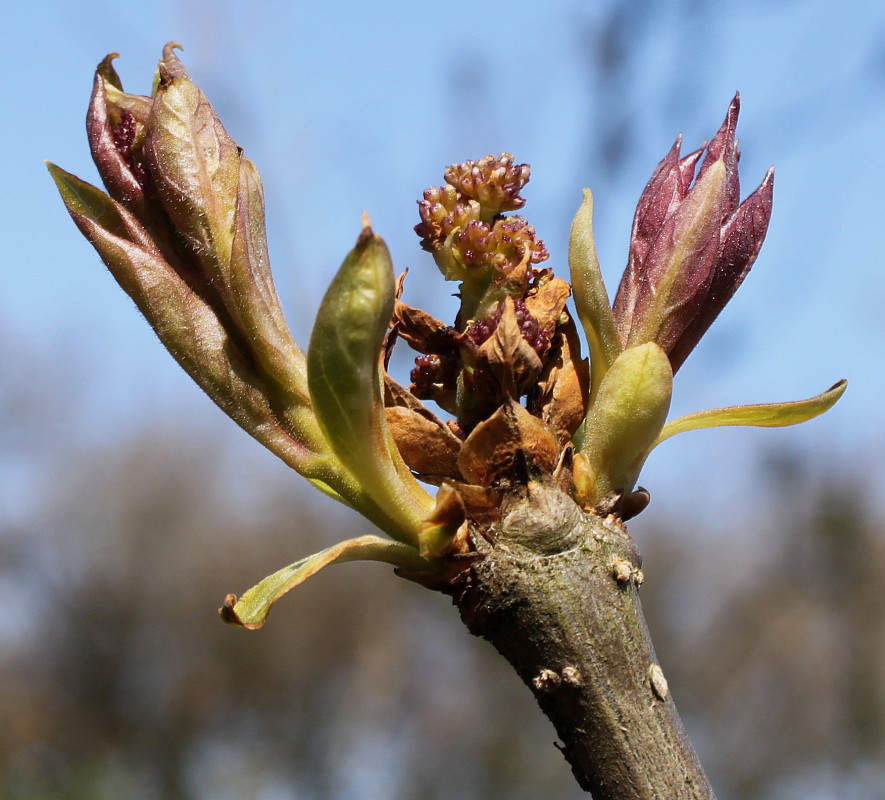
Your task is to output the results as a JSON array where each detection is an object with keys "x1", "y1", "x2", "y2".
[
  {"x1": 397, "y1": 157, "x2": 577, "y2": 437},
  {"x1": 415, "y1": 183, "x2": 479, "y2": 251},
  {"x1": 444, "y1": 152, "x2": 531, "y2": 217},
  {"x1": 415, "y1": 153, "x2": 548, "y2": 285}
]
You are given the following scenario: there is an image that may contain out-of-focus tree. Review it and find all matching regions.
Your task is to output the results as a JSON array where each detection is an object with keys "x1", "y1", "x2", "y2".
[{"x1": 639, "y1": 451, "x2": 885, "y2": 799}]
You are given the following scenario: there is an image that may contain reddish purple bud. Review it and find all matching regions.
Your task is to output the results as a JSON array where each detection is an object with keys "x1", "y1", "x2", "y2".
[
  {"x1": 695, "y1": 93, "x2": 740, "y2": 208},
  {"x1": 86, "y1": 54, "x2": 155, "y2": 217},
  {"x1": 612, "y1": 94, "x2": 774, "y2": 372},
  {"x1": 667, "y1": 166, "x2": 774, "y2": 370}
]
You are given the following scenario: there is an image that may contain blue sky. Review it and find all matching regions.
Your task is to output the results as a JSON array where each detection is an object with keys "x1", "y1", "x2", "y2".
[{"x1": 4, "y1": 0, "x2": 884, "y2": 528}]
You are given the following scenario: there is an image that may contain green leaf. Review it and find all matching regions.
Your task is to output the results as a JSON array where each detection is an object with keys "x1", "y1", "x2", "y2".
[
  {"x1": 229, "y1": 156, "x2": 309, "y2": 400},
  {"x1": 47, "y1": 163, "x2": 335, "y2": 489},
  {"x1": 653, "y1": 379, "x2": 847, "y2": 447},
  {"x1": 579, "y1": 342, "x2": 673, "y2": 499},
  {"x1": 145, "y1": 64, "x2": 240, "y2": 280},
  {"x1": 221, "y1": 536, "x2": 430, "y2": 630},
  {"x1": 308, "y1": 222, "x2": 434, "y2": 544},
  {"x1": 568, "y1": 190, "x2": 622, "y2": 402},
  {"x1": 47, "y1": 161, "x2": 147, "y2": 244}
]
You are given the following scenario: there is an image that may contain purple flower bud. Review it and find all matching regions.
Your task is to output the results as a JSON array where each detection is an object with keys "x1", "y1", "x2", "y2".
[
  {"x1": 444, "y1": 153, "x2": 531, "y2": 220},
  {"x1": 612, "y1": 94, "x2": 774, "y2": 372}
]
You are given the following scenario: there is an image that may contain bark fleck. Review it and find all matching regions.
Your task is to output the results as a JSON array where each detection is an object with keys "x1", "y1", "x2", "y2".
[
  {"x1": 612, "y1": 558, "x2": 634, "y2": 583},
  {"x1": 649, "y1": 663, "x2": 669, "y2": 701},
  {"x1": 612, "y1": 558, "x2": 644, "y2": 586},
  {"x1": 561, "y1": 665, "x2": 582, "y2": 687},
  {"x1": 533, "y1": 668, "x2": 561, "y2": 692}
]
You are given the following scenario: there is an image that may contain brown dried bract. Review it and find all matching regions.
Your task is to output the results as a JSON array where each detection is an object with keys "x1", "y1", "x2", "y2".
[
  {"x1": 418, "y1": 482, "x2": 471, "y2": 557},
  {"x1": 384, "y1": 373, "x2": 424, "y2": 410},
  {"x1": 385, "y1": 405, "x2": 463, "y2": 484},
  {"x1": 391, "y1": 270, "x2": 459, "y2": 356},
  {"x1": 457, "y1": 400, "x2": 560, "y2": 487},
  {"x1": 523, "y1": 276, "x2": 571, "y2": 337},
  {"x1": 532, "y1": 314, "x2": 589, "y2": 444},
  {"x1": 472, "y1": 298, "x2": 543, "y2": 402}
]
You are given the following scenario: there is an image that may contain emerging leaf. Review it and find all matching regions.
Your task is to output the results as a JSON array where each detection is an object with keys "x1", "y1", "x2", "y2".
[
  {"x1": 51, "y1": 46, "x2": 329, "y2": 497},
  {"x1": 579, "y1": 342, "x2": 673, "y2": 501},
  {"x1": 308, "y1": 220, "x2": 434, "y2": 544},
  {"x1": 568, "y1": 189, "x2": 621, "y2": 401},
  {"x1": 145, "y1": 46, "x2": 240, "y2": 277},
  {"x1": 221, "y1": 536, "x2": 430, "y2": 630},
  {"x1": 48, "y1": 163, "x2": 333, "y2": 488},
  {"x1": 652, "y1": 379, "x2": 847, "y2": 448}
]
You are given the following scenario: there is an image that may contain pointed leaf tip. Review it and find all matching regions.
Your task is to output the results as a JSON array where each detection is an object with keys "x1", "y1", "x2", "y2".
[
  {"x1": 653, "y1": 379, "x2": 847, "y2": 448},
  {"x1": 308, "y1": 228, "x2": 433, "y2": 543},
  {"x1": 568, "y1": 189, "x2": 620, "y2": 399},
  {"x1": 220, "y1": 535, "x2": 429, "y2": 629},
  {"x1": 96, "y1": 53, "x2": 122, "y2": 88}
]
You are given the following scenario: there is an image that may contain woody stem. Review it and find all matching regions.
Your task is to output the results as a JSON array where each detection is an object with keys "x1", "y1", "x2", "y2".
[{"x1": 443, "y1": 482, "x2": 715, "y2": 799}]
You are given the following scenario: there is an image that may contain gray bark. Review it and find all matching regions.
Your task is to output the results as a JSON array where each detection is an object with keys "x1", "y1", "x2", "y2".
[{"x1": 445, "y1": 481, "x2": 715, "y2": 799}]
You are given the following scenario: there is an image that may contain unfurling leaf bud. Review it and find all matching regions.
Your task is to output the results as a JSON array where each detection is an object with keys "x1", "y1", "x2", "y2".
[
  {"x1": 308, "y1": 221, "x2": 434, "y2": 543},
  {"x1": 612, "y1": 94, "x2": 774, "y2": 372},
  {"x1": 86, "y1": 54, "x2": 155, "y2": 218},
  {"x1": 53, "y1": 45, "x2": 363, "y2": 509},
  {"x1": 86, "y1": 46, "x2": 306, "y2": 391}
]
